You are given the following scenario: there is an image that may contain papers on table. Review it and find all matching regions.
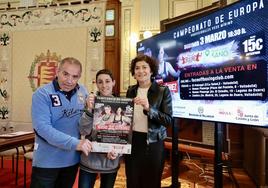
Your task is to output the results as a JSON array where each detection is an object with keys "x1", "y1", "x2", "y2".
[{"x1": 0, "y1": 131, "x2": 34, "y2": 138}]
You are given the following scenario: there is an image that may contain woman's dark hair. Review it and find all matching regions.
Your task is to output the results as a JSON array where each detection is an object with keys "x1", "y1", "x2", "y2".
[
  {"x1": 130, "y1": 54, "x2": 159, "y2": 77},
  {"x1": 116, "y1": 107, "x2": 123, "y2": 115},
  {"x1": 95, "y1": 69, "x2": 117, "y2": 96},
  {"x1": 96, "y1": 69, "x2": 114, "y2": 81},
  {"x1": 104, "y1": 105, "x2": 112, "y2": 109},
  {"x1": 102, "y1": 105, "x2": 112, "y2": 114}
]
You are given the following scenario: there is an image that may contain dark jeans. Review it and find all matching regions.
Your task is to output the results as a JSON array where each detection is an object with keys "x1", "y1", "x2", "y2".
[
  {"x1": 78, "y1": 168, "x2": 117, "y2": 188},
  {"x1": 30, "y1": 163, "x2": 79, "y2": 188},
  {"x1": 125, "y1": 131, "x2": 165, "y2": 188}
]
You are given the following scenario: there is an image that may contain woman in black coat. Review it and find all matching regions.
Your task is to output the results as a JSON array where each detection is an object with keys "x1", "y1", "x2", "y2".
[{"x1": 125, "y1": 54, "x2": 173, "y2": 188}]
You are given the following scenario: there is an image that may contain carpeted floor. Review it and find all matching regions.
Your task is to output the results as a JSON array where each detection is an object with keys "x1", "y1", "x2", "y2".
[
  {"x1": 93, "y1": 162, "x2": 193, "y2": 188},
  {"x1": 93, "y1": 163, "x2": 193, "y2": 188},
  {"x1": 0, "y1": 158, "x2": 191, "y2": 188},
  {"x1": 0, "y1": 158, "x2": 31, "y2": 188},
  {"x1": 0, "y1": 157, "x2": 254, "y2": 188}
]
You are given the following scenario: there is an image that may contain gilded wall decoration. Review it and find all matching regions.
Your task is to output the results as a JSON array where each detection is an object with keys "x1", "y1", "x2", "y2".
[
  {"x1": 0, "y1": 106, "x2": 8, "y2": 119},
  {"x1": 0, "y1": 33, "x2": 10, "y2": 46},
  {"x1": 0, "y1": 0, "x2": 106, "y2": 124},
  {"x1": 28, "y1": 50, "x2": 61, "y2": 92},
  {"x1": 0, "y1": 6, "x2": 103, "y2": 29},
  {"x1": 90, "y1": 27, "x2": 102, "y2": 42}
]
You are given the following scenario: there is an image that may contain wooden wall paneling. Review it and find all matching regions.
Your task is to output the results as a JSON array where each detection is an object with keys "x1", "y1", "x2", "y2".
[
  {"x1": 105, "y1": 0, "x2": 121, "y2": 95},
  {"x1": 169, "y1": 0, "x2": 198, "y2": 18},
  {"x1": 160, "y1": 1, "x2": 221, "y2": 31},
  {"x1": 228, "y1": 124, "x2": 244, "y2": 167}
]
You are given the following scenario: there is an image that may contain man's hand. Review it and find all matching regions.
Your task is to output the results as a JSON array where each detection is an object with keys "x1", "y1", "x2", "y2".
[
  {"x1": 76, "y1": 139, "x2": 92, "y2": 156},
  {"x1": 85, "y1": 94, "x2": 95, "y2": 111}
]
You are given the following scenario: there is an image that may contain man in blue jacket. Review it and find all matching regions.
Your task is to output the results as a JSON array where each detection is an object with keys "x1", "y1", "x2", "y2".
[{"x1": 31, "y1": 57, "x2": 92, "y2": 188}]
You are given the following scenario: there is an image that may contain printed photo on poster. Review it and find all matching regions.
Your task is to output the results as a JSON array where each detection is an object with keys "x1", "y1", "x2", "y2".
[{"x1": 91, "y1": 96, "x2": 134, "y2": 154}]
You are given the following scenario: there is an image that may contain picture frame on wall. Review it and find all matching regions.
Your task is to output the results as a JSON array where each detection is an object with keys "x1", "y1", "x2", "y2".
[
  {"x1": 105, "y1": 25, "x2": 115, "y2": 37},
  {"x1": 106, "y1": 9, "x2": 115, "y2": 21}
]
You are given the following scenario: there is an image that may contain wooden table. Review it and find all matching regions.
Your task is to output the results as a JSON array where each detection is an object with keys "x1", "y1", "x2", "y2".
[
  {"x1": 0, "y1": 131, "x2": 35, "y2": 152},
  {"x1": 0, "y1": 131, "x2": 35, "y2": 185}
]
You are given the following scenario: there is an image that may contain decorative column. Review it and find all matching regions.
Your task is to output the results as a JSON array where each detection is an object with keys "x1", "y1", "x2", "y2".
[
  {"x1": 120, "y1": 0, "x2": 135, "y2": 94},
  {"x1": 120, "y1": 0, "x2": 161, "y2": 94}
]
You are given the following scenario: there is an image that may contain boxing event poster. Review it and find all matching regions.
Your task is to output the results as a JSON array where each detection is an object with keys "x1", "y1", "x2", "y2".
[
  {"x1": 91, "y1": 96, "x2": 133, "y2": 154},
  {"x1": 137, "y1": 0, "x2": 268, "y2": 126}
]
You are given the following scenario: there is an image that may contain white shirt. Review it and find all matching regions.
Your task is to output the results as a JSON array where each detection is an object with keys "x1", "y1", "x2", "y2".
[{"x1": 133, "y1": 87, "x2": 149, "y2": 133}]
